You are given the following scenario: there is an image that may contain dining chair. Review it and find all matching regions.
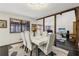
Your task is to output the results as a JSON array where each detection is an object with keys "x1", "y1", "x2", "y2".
[
  {"x1": 36, "y1": 30, "x2": 41, "y2": 36},
  {"x1": 42, "y1": 31, "x2": 47, "y2": 37},
  {"x1": 38, "y1": 34, "x2": 55, "y2": 56},
  {"x1": 20, "y1": 31, "x2": 28, "y2": 53},
  {"x1": 24, "y1": 31, "x2": 36, "y2": 56}
]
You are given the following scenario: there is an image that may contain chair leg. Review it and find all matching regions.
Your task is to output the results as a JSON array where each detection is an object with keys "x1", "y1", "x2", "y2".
[
  {"x1": 25, "y1": 47, "x2": 28, "y2": 53},
  {"x1": 24, "y1": 47, "x2": 26, "y2": 51},
  {"x1": 49, "y1": 52, "x2": 54, "y2": 56},
  {"x1": 36, "y1": 46, "x2": 38, "y2": 56},
  {"x1": 26, "y1": 48, "x2": 28, "y2": 53},
  {"x1": 30, "y1": 51, "x2": 32, "y2": 56},
  {"x1": 20, "y1": 45, "x2": 24, "y2": 48},
  {"x1": 45, "y1": 52, "x2": 54, "y2": 56},
  {"x1": 50, "y1": 52, "x2": 54, "y2": 56},
  {"x1": 38, "y1": 48, "x2": 40, "y2": 56}
]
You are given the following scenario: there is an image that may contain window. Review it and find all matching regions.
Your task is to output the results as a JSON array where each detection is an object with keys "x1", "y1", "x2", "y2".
[
  {"x1": 21, "y1": 20, "x2": 30, "y2": 32},
  {"x1": 56, "y1": 10, "x2": 76, "y2": 34},
  {"x1": 45, "y1": 16, "x2": 54, "y2": 32},
  {"x1": 10, "y1": 18, "x2": 30, "y2": 33},
  {"x1": 37, "y1": 19, "x2": 43, "y2": 33},
  {"x1": 10, "y1": 18, "x2": 21, "y2": 33}
]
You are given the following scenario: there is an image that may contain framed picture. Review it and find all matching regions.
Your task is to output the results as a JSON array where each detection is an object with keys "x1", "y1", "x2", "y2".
[{"x1": 0, "y1": 20, "x2": 7, "y2": 28}]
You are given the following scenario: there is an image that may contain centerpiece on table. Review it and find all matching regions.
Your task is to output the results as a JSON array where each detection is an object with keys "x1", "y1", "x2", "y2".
[{"x1": 32, "y1": 24, "x2": 37, "y2": 36}]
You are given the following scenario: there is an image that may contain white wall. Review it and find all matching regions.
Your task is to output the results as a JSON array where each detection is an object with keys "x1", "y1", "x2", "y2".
[
  {"x1": 56, "y1": 10, "x2": 76, "y2": 34},
  {"x1": 0, "y1": 12, "x2": 35, "y2": 45}
]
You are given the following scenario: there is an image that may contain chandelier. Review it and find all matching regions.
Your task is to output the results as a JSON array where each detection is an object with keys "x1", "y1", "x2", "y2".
[{"x1": 27, "y1": 3, "x2": 48, "y2": 10}]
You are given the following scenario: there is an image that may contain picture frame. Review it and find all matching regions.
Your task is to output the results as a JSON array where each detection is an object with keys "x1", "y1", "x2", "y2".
[{"x1": 0, "y1": 20, "x2": 7, "y2": 28}]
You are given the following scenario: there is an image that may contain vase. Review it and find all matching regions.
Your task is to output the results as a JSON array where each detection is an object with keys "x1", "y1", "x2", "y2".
[{"x1": 33, "y1": 32, "x2": 35, "y2": 36}]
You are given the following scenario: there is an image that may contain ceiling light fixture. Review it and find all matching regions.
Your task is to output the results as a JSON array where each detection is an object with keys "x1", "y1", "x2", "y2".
[{"x1": 27, "y1": 3, "x2": 48, "y2": 10}]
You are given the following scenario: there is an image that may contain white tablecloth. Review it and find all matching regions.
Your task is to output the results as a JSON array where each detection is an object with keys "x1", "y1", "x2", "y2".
[{"x1": 31, "y1": 36, "x2": 48, "y2": 46}]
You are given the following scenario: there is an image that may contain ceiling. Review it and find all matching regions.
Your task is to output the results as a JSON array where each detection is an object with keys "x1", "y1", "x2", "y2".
[{"x1": 0, "y1": 3, "x2": 79, "y2": 19}]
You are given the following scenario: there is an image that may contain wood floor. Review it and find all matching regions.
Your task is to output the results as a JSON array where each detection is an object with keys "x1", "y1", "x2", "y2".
[{"x1": 56, "y1": 39, "x2": 78, "y2": 56}]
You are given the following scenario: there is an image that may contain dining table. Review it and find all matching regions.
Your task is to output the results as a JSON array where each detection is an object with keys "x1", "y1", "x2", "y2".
[
  {"x1": 31, "y1": 36, "x2": 48, "y2": 45},
  {"x1": 30, "y1": 35, "x2": 49, "y2": 56},
  {"x1": 0, "y1": 35, "x2": 49, "y2": 56}
]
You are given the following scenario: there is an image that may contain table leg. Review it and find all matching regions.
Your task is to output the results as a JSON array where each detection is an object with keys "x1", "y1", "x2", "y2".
[
  {"x1": 36, "y1": 45, "x2": 38, "y2": 56},
  {"x1": 0, "y1": 46, "x2": 8, "y2": 56},
  {"x1": 30, "y1": 51, "x2": 32, "y2": 56}
]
